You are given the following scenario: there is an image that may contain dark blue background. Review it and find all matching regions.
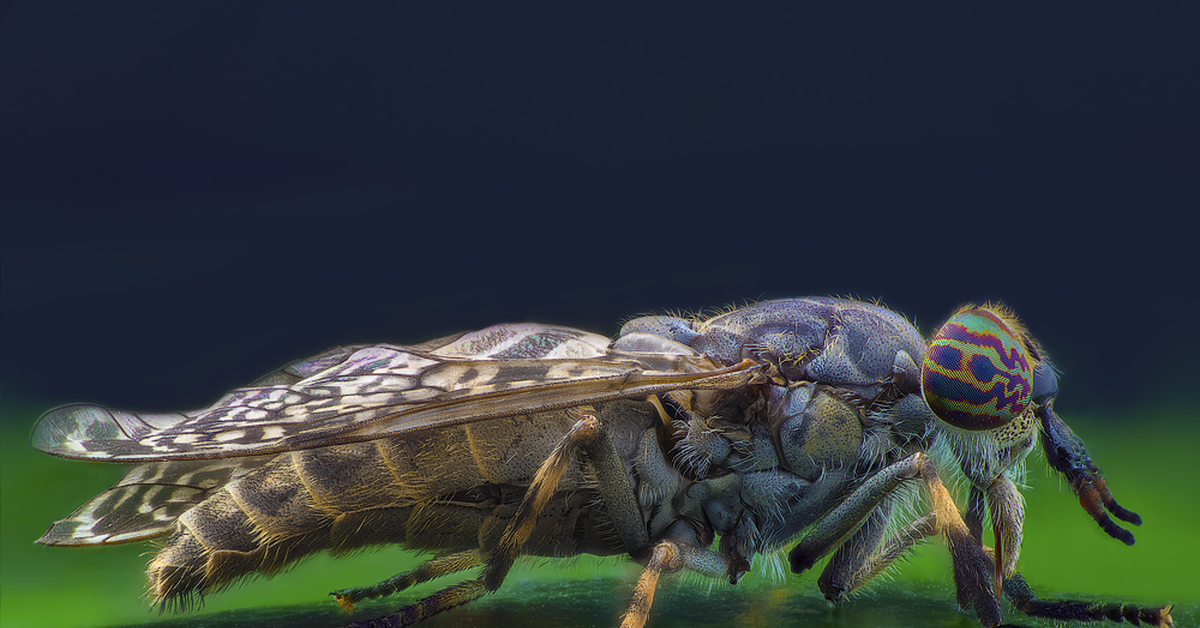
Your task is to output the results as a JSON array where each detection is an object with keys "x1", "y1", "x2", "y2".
[{"x1": 2, "y1": 3, "x2": 1196, "y2": 416}]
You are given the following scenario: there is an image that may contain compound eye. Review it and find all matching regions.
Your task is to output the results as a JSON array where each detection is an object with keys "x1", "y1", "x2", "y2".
[{"x1": 921, "y1": 307, "x2": 1034, "y2": 431}]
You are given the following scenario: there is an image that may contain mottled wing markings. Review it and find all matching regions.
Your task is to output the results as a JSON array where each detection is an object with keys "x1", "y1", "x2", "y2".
[
  {"x1": 248, "y1": 345, "x2": 376, "y2": 386},
  {"x1": 38, "y1": 457, "x2": 273, "y2": 546},
  {"x1": 33, "y1": 324, "x2": 762, "y2": 463},
  {"x1": 428, "y1": 323, "x2": 613, "y2": 359}
]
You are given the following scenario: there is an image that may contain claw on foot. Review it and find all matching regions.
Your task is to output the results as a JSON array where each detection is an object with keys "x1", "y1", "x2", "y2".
[{"x1": 331, "y1": 591, "x2": 356, "y2": 614}]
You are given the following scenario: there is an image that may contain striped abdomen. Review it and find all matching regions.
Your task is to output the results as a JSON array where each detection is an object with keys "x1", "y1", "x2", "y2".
[{"x1": 146, "y1": 402, "x2": 654, "y2": 606}]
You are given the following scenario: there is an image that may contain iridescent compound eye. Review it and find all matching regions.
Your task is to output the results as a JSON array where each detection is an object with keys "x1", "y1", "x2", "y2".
[{"x1": 921, "y1": 307, "x2": 1033, "y2": 431}]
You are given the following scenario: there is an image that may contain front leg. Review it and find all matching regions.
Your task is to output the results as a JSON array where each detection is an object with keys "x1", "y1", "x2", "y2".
[
  {"x1": 1003, "y1": 572, "x2": 1174, "y2": 627},
  {"x1": 789, "y1": 453, "x2": 1000, "y2": 626},
  {"x1": 814, "y1": 475, "x2": 1173, "y2": 627}
]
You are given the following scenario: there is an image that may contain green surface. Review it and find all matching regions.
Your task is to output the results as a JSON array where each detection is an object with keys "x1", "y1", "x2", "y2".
[{"x1": 3, "y1": 392, "x2": 1196, "y2": 628}]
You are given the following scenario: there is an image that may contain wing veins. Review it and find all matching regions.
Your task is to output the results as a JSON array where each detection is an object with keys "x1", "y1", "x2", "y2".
[{"x1": 106, "y1": 359, "x2": 763, "y2": 462}]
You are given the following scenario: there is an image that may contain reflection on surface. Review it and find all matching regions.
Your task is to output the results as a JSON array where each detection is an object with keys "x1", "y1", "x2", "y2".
[{"x1": 84, "y1": 577, "x2": 1194, "y2": 628}]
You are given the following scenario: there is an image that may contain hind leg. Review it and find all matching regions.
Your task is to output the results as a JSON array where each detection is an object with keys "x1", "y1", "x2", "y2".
[
  {"x1": 332, "y1": 550, "x2": 483, "y2": 612},
  {"x1": 347, "y1": 413, "x2": 648, "y2": 627}
]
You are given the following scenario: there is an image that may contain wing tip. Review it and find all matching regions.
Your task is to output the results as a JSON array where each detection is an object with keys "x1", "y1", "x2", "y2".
[
  {"x1": 36, "y1": 519, "x2": 108, "y2": 546},
  {"x1": 32, "y1": 404, "x2": 125, "y2": 458},
  {"x1": 37, "y1": 522, "x2": 162, "y2": 546}
]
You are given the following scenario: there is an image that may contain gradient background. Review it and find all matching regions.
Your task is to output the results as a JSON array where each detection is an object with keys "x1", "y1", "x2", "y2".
[{"x1": 2, "y1": 3, "x2": 1196, "y2": 627}]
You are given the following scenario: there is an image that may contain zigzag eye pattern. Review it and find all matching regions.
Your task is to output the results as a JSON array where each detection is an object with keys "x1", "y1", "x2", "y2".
[{"x1": 921, "y1": 307, "x2": 1033, "y2": 431}]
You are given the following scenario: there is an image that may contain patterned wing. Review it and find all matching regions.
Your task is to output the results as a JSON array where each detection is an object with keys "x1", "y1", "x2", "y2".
[
  {"x1": 33, "y1": 323, "x2": 762, "y2": 462},
  {"x1": 37, "y1": 457, "x2": 274, "y2": 546}
]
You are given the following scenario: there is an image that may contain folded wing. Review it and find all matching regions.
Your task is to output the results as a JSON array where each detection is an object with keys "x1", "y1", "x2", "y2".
[{"x1": 33, "y1": 324, "x2": 761, "y2": 462}]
